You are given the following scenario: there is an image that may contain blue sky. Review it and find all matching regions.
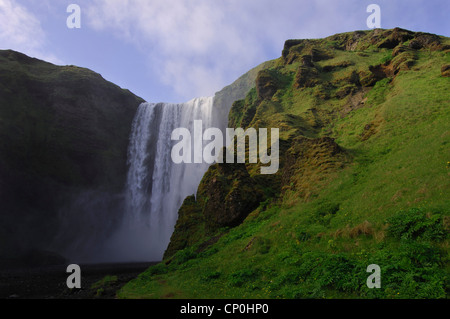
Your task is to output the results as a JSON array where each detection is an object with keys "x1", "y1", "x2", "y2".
[{"x1": 1, "y1": 0, "x2": 448, "y2": 103}]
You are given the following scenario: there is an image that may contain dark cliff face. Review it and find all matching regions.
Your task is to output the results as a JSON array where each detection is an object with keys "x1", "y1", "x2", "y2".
[{"x1": 0, "y1": 50, "x2": 144, "y2": 262}]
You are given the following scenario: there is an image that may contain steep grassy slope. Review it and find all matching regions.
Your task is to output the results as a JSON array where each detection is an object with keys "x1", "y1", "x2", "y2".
[
  {"x1": 0, "y1": 50, "x2": 144, "y2": 263},
  {"x1": 119, "y1": 28, "x2": 449, "y2": 299}
]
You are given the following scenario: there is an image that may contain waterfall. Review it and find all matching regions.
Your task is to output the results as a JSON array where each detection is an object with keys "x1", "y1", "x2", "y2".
[
  {"x1": 108, "y1": 97, "x2": 215, "y2": 261},
  {"x1": 49, "y1": 69, "x2": 255, "y2": 263}
]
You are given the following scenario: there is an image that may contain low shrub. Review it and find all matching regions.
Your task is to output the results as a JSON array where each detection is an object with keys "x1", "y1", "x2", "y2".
[{"x1": 386, "y1": 208, "x2": 447, "y2": 241}]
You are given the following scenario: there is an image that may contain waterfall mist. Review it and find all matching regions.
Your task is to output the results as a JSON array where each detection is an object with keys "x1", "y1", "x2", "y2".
[
  {"x1": 51, "y1": 97, "x2": 221, "y2": 263},
  {"x1": 100, "y1": 97, "x2": 217, "y2": 262}
]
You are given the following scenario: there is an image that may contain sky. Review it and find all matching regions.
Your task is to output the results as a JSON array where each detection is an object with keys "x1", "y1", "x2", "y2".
[{"x1": 0, "y1": 0, "x2": 448, "y2": 103}]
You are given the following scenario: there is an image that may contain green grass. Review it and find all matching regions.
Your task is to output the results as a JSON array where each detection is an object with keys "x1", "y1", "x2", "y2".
[
  {"x1": 118, "y1": 30, "x2": 450, "y2": 299},
  {"x1": 91, "y1": 275, "x2": 119, "y2": 298},
  {"x1": 91, "y1": 275, "x2": 118, "y2": 290}
]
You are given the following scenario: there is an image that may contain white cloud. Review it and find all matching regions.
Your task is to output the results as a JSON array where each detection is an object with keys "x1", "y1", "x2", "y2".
[
  {"x1": 86, "y1": 0, "x2": 446, "y2": 101},
  {"x1": 85, "y1": 0, "x2": 314, "y2": 100},
  {"x1": 0, "y1": 0, "x2": 62, "y2": 64}
]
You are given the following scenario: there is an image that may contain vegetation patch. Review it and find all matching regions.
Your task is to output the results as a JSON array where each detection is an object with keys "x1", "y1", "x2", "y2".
[{"x1": 119, "y1": 29, "x2": 450, "y2": 299}]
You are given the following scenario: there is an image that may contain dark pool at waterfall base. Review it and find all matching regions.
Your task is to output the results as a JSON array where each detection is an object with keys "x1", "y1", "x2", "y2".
[{"x1": 0, "y1": 262, "x2": 156, "y2": 299}]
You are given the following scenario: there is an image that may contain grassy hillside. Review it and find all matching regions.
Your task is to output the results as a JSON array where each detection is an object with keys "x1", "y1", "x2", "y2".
[{"x1": 119, "y1": 28, "x2": 450, "y2": 299}]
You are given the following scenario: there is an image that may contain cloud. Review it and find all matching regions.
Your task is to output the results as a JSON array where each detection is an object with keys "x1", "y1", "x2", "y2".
[
  {"x1": 85, "y1": 0, "x2": 322, "y2": 100},
  {"x1": 1, "y1": 0, "x2": 447, "y2": 102},
  {"x1": 0, "y1": 0, "x2": 62, "y2": 64},
  {"x1": 9, "y1": 0, "x2": 437, "y2": 102}
]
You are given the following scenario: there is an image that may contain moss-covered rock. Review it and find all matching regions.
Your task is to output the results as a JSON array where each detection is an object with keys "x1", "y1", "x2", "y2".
[
  {"x1": 441, "y1": 65, "x2": 450, "y2": 77},
  {"x1": 164, "y1": 162, "x2": 264, "y2": 260},
  {"x1": 408, "y1": 32, "x2": 442, "y2": 50},
  {"x1": 164, "y1": 195, "x2": 204, "y2": 259},
  {"x1": 281, "y1": 136, "x2": 348, "y2": 201},
  {"x1": 199, "y1": 162, "x2": 264, "y2": 230},
  {"x1": 255, "y1": 69, "x2": 280, "y2": 100},
  {"x1": 376, "y1": 28, "x2": 415, "y2": 49},
  {"x1": 295, "y1": 66, "x2": 320, "y2": 88}
]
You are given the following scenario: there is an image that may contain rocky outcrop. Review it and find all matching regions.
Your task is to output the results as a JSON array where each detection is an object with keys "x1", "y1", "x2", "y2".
[
  {"x1": 199, "y1": 162, "x2": 264, "y2": 230},
  {"x1": 281, "y1": 136, "x2": 348, "y2": 200},
  {"x1": 163, "y1": 195, "x2": 203, "y2": 259},
  {"x1": 408, "y1": 32, "x2": 442, "y2": 50},
  {"x1": 322, "y1": 61, "x2": 353, "y2": 72},
  {"x1": 283, "y1": 28, "x2": 445, "y2": 60},
  {"x1": 295, "y1": 66, "x2": 320, "y2": 88},
  {"x1": 441, "y1": 65, "x2": 450, "y2": 77},
  {"x1": 256, "y1": 69, "x2": 280, "y2": 100},
  {"x1": 283, "y1": 41, "x2": 333, "y2": 65},
  {"x1": 377, "y1": 28, "x2": 415, "y2": 49}
]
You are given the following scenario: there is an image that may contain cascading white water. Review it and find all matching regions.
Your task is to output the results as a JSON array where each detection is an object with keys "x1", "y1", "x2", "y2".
[
  {"x1": 50, "y1": 73, "x2": 253, "y2": 263},
  {"x1": 110, "y1": 97, "x2": 215, "y2": 261}
]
